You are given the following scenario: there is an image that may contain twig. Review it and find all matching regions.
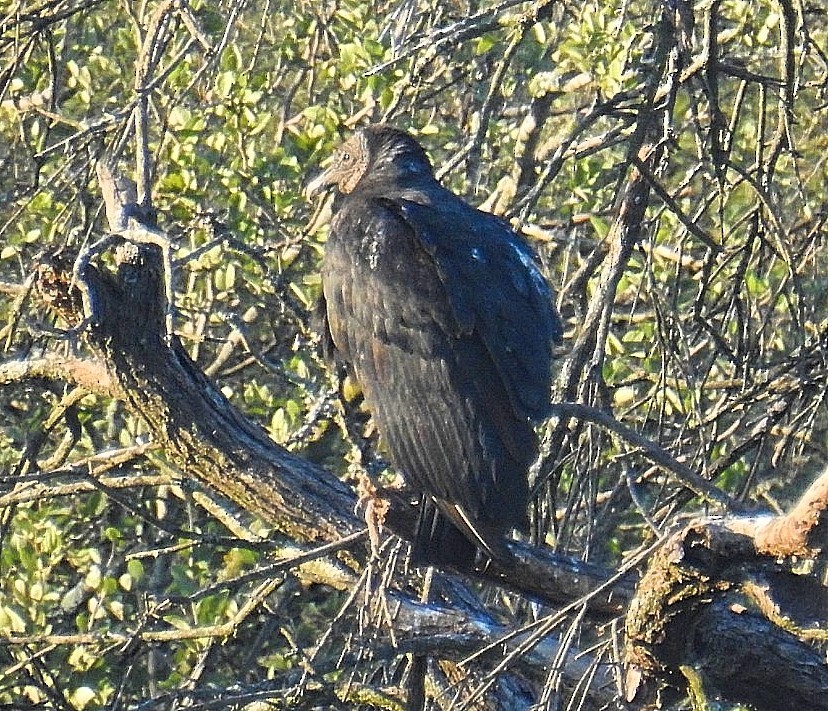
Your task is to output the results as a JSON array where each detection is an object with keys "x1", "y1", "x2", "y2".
[{"x1": 548, "y1": 402, "x2": 736, "y2": 509}]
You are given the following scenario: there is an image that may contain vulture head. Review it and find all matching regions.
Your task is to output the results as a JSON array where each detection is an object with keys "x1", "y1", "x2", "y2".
[{"x1": 305, "y1": 124, "x2": 434, "y2": 199}]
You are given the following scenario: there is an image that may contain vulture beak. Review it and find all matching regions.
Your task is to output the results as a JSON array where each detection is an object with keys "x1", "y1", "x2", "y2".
[
  {"x1": 303, "y1": 164, "x2": 335, "y2": 201},
  {"x1": 302, "y1": 156, "x2": 337, "y2": 202}
]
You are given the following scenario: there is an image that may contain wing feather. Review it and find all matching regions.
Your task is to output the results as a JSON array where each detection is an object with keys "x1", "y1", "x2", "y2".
[{"x1": 395, "y1": 196, "x2": 562, "y2": 421}]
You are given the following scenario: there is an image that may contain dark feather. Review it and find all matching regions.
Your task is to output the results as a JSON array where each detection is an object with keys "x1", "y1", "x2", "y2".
[{"x1": 313, "y1": 125, "x2": 562, "y2": 567}]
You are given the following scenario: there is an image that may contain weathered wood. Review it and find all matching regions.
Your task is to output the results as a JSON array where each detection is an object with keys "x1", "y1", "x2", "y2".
[
  {"x1": 689, "y1": 600, "x2": 828, "y2": 709},
  {"x1": 726, "y1": 467, "x2": 828, "y2": 557},
  {"x1": 73, "y1": 237, "x2": 363, "y2": 545},
  {"x1": 625, "y1": 509, "x2": 828, "y2": 709}
]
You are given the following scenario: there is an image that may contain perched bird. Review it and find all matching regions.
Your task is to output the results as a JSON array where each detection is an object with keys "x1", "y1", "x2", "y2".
[{"x1": 306, "y1": 125, "x2": 562, "y2": 567}]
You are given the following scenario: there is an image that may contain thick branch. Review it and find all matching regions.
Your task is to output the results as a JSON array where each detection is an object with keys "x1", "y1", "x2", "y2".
[
  {"x1": 683, "y1": 600, "x2": 827, "y2": 709},
  {"x1": 28, "y1": 201, "x2": 632, "y2": 620},
  {"x1": 726, "y1": 466, "x2": 828, "y2": 557},
  {"x1": 0, "y1": 355, "x2": 112, "y2": 393},
  {"x1": 625, "y1": 505, "x2": 828, "y2": 709}
]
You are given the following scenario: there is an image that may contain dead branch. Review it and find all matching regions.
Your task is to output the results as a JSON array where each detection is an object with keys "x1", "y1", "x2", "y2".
[
  {"x1": 725, "y1": 466, "x2": 828, "y2": 557},
  {"x1": 624, "y1": 473, "x2": 828, "y2": 709}
]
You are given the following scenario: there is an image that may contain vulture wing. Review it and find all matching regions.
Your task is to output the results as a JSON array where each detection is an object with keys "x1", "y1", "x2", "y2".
[{"x1": 394, "y1": 194, "x2": 562, "y2": 421}]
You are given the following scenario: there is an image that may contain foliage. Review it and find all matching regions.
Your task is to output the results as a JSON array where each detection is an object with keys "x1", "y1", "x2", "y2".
[{"x1": 0, "y1": 0, "x2": 826, "y2": 708}]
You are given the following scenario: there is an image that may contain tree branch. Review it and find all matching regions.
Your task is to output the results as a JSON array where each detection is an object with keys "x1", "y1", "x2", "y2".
[
  {"x1": 27, "y1": 168, "x2": 633, "y2": 622},
  {"x1": 624, "y1": 476, "x2": 828, "y2": 708}
]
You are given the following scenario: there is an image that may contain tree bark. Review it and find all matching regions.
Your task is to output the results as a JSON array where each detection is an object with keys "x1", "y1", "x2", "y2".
[{"x1": 624, "y1": 479, "x2": 828, "y2": 709}]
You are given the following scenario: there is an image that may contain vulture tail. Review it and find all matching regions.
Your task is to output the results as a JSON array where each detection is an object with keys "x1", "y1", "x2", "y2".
[{"x1": 411, "y1": 497, "x2": 507, "y2": 568}]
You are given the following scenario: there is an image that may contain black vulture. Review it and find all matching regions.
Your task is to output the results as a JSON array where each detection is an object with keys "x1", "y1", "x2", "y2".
[{"x1": 306, "y1": 124, "x2": 562, "y2": 567}]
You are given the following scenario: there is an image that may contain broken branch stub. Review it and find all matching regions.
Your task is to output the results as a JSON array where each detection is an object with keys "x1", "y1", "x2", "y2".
[{"x1": 624, "y1": 473, "x2": 828, "y2": 709}]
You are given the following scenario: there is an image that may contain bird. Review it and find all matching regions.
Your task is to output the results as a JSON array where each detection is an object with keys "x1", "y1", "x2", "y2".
[{"x1": 305, "y1": 124, "x2": 562, "y2": 567}]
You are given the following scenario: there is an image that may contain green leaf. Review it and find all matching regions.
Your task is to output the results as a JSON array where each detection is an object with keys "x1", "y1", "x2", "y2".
[{"x1": 68, "y1": 686, "x2": 96, "y2": 710}]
